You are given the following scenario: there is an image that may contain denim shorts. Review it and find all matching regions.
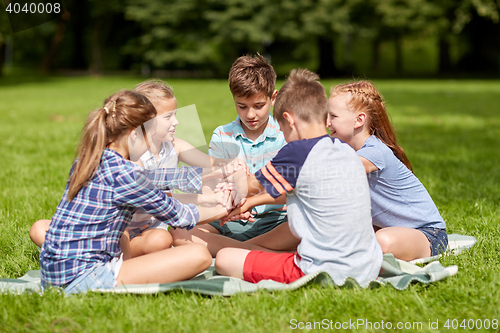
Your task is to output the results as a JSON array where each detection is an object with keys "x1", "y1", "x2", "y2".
[
  {"x1": 209, "y1": 210, "x2": 287, "y2": 241},
  {"x1": 62, "y1": 255, "x2": 123, "y2": 294},
  {"x1": 417, "y1": 227, "x2": 448, "y2": 256},
  {"x1": 128, "y1": 219, "x2": 170, "y2": 240}
]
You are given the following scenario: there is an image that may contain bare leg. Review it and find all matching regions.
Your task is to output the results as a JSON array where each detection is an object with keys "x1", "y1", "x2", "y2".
[
  {"x1": 215, "y1": 248, "x2": 251, "y2": 279},
  {"x1": 29, "y1": 219, "x2": 51, "y2": 247},
  {"x1": 129, "y1": 228, "x2": 173, "y2": 257},
  {"x1": 375, "y1": 227, "x2": 431, "y2": 261},
  {"x1": 245, "y1": 222, "x2": 299, "y2": 252},
  {"x1": 120, "y1": 231, "x2": 132, "y2": 261},
  {"x1": 116, "y1": 243, "x2": 212, "y2": 285},
  {"x1": 171, "y1": 225, "x2": 273, "y2": 257},
  {"x1": 170, "y1": 224, "x2": 219, "y2": 249}
]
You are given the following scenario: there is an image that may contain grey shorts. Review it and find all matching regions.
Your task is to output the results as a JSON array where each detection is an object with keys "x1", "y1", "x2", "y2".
[
  {"x1": 418, "y1": 227, "x2": 448, "y2": 256},
  {"x1": 209, "y1": 210, "x2": 287, "y2": 241}
]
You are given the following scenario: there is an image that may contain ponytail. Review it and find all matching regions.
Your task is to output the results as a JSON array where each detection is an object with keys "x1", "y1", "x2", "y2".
[
  {"x1": 330, "y1": 81, "x2": 413, "y2": 171},
  {"x1": 67, "y1": 90, "x2": 156, "y2": 201}
]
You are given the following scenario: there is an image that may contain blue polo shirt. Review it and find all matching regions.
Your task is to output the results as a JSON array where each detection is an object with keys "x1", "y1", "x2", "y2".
[{"x1": 208, "y1": 115, "x2": 286, "y2": 214}]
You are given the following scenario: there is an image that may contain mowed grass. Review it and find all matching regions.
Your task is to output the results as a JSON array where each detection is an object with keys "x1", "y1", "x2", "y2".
[{"x1": 1, "y1": 76, "x2": 500, "y2": 332}]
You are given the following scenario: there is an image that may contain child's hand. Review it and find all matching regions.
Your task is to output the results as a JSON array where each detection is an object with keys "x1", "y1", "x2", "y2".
[
  {"x1": 220, "y1": 158, "x2": 250, "y2": 178},
  {"x1": 220, "y1": 204, "x2": 255, "y2": 226},
  {"x1": 229, "y1": 158, "x2": 250, "y2": 176},
  {"x1": 198, "y1": 190, "x2": 225, "y2": 207},
  {"x1": 214, "y1": 181, "x2": 237, "y2": 210},
  {"x1": 214, "y1": 170, "x2": 247, "y2": 209},
  {"x1": 232, "y1": 170, "x2": 248, "y2": 208}
]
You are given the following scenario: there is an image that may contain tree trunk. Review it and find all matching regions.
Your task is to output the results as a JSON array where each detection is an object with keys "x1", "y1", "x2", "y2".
[
  {"x1": 317, "y1": 36, "x2": 339, "y2": 78},
  {"x1": 371, "y1": 36, "x2": 381, "y2": 72},
  {"x1": 0, "y1": 42, "x2": 5, "y2": 77},
  {"x1": 40, "y1": 18, "x2": 68, "y2": 73},
  {"x1": 438, "y1": 37, "x2": 452, "y2": 74},
  {"x1": 394, "y1": 34, "x2": 403, "y2": 75},
  {"x1": 89, "y1": 19, "x2": 103, "y2": 75}
]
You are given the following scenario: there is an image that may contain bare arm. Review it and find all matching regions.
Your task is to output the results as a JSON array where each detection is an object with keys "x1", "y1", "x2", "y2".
[
  {"x1": 174, "y1": 137, "x2": 213, "y2": 167},
  {"x1": 171, "y1": 191, "x2": 223, "y2": 206},
  {"x1": 175, "y1": 137, "x2": 247, "y2": 171},
  {"x1": 197, "y1": 205, "x2": 228, "y2": 224},
  {"x1": 359, "y1": 156, "x2": 379, "y2": 174}
]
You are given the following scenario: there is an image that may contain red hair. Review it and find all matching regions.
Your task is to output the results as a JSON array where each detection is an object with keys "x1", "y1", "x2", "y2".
[{"x1": 330, "y1": 81, "x2": 412, "y2": 171}]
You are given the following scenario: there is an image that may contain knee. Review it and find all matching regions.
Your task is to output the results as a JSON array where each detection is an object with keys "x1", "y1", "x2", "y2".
[
  {"x1": 30, "y1": 220, "x2": 50, "y2": 247},
  {"x1": 375, "y1": 231, "x2": 395, "y2": 254},
  {"x1": 147, "y1": 230, "x2": 173, "y2": 251},
  {"x1": 214, "y1": 248, "x2": 231, "y2": 275},
  {"x1": 189, "y1": 244, "x2": 212, "y2": 270}
]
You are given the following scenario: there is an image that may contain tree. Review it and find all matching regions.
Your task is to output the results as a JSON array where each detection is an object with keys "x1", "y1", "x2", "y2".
[
  {"x1": 0, "y1": 4, "x2": 12, "y2": 77},
  {"x1": 369, "y1": 0, "x2": 440, "y2": 74},
  {"x1": 433, "y1": 0, "x2": 500, "y2": 73},
  {"x1": 124, "y1": 0, "x2": 219, "y2": 73},
  {"x1": 206, "y1": 0, "x2": 351, "y2": 77}
]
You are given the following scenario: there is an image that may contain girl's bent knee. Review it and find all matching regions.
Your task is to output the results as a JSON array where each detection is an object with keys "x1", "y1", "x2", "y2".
[
  {"x1": 30, "y1": 220, "x2": 50, "y2": 247},
  {"x1": 375, "y1": 232, "x2": 395, "y2": 254},
  {"x1": 190, "y1": 244, "x2": 212, "y2": 269},
  {"x1": 146, "y1": 230, "x2": 173, "y2": 252}
]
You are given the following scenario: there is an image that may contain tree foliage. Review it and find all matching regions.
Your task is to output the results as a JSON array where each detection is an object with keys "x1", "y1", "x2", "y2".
[{"x1": 2, "y1": 0, "x2": 500, "y2": 76}]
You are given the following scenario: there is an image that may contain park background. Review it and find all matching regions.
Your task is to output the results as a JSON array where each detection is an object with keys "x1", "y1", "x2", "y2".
[
  {"x1": 1, "y1": 1, "x2": 500, "y2": 332},
  {"x1": 1, "y1": 0, "x2": 500, "y2": 78}
]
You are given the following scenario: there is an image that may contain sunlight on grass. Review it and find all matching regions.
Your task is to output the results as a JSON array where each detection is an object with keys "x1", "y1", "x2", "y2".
[{"x1": 1, "y1": 77, "x2": 500, "y2": 332}]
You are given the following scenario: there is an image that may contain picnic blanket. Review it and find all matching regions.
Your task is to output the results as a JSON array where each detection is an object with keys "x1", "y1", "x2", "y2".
[{"x1": 0, "y1": 233, "x2": 475, "y2": 296}]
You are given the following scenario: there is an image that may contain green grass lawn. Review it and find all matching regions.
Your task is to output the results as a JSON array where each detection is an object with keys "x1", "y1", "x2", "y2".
[{"x1": 0, "y1": 76, "x2": 499, "y2": 332}]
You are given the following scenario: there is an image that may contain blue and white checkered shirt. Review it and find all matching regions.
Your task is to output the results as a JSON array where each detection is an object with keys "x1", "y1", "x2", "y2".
[{"x1": 40, "y1": 149, "x2": 201, "y2": 287}]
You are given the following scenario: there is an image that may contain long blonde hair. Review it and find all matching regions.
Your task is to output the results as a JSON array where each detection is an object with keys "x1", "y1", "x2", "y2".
[
  {"x1": 134, "y1": 79, "x2": 174, "y2": 103},
  {"x1": 67, "y1": 90, "x2": 156, "y2": 201},
  {"x1": 330, "y1": 81, "x2": 412, "y2": 171}
]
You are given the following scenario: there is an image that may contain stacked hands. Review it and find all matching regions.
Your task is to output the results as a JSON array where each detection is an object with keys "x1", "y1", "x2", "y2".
[{"x1": 202, "y1": 158, "x2": 255, "y2": 225}]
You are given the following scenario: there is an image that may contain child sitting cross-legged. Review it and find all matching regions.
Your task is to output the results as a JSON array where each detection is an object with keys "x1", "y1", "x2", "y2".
[
  {"x1": 327, "y1": 81, "x2": 448, "y2": 261},
  {"x1": 171, "y1": 54, "x2": 288, "y2": 256},
  {"x1": 125, "y1": 79, "x2": 247, "y2": 257},
  {"x1": 215, "y1": 69, "x2": 383, "y2": 286},
  {"x1": 30, "y1": 80, "x2": 243, "y2": 258},
  {"x1": 39, "y1": 90, "x2": 229, "y2": 294}
]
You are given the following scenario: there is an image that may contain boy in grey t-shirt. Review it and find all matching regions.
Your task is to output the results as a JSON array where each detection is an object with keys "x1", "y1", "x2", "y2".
[{"x1": 215, "y1": 69, "x2": 382, "y2": 287}]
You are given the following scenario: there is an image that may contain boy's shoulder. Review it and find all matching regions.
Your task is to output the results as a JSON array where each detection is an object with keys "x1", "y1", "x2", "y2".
[
  {"x1": 274, "y1": 136, "x2": 356, "y2": 168},
  {"x1": 278, "y1": 135, "x2": 342, "y2": 154},
  {"x1": 212, "y1": 118, "x2": 244, "y2": 138}
]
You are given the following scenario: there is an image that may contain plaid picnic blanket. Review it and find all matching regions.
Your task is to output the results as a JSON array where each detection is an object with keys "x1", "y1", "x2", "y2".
[{"x1": 0, "y1": 233, "x2": 475, "y2": 296}]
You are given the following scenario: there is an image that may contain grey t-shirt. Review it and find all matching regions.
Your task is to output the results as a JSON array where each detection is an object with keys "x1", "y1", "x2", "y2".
[
  {"x1": 357, "y1": 135, "x2": 446, "y2": 230},
  {"x1": 255, "y1": 135, "x2": 382, "y2": 287}
]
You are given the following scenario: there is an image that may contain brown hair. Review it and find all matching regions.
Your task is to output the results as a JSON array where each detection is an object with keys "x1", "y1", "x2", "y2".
[
  {"x1": 67, "y1": 90, "x2": 156, "y2": 201},
  {"x1": 134, "y1": 79, "x2": 174, "y2": 104},
  {"x1": 330, "y1": 81, "x2": 412, "y2": 171},
  {"x1": 273, "y1": 68, "x2": 328, "y2": 125},
  {"x1": 228, "y1": 53, "x2": 276, "y2": 98}
]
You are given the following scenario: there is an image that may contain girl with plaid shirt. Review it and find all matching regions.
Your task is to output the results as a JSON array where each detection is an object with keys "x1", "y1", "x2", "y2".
[{"x1": 39, "y1": 90, "x2": 229, "y2": 294}]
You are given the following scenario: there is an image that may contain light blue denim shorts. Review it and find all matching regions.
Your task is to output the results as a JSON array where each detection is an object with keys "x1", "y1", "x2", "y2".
[
  {"x1": 63, "y1": 255, "x2": 123, "y2": 294},
  {"x1": 128, "y1": 219, "x2": 170, "y2": 240}
]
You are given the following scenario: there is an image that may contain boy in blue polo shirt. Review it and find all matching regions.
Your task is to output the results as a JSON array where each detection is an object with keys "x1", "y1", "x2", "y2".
[
  {"x1": 215, "y1": 69, "x2": 382, "y2": 286},
  {"x1": 171, "y1": 54, "x2": 288, "y2": 255}
]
